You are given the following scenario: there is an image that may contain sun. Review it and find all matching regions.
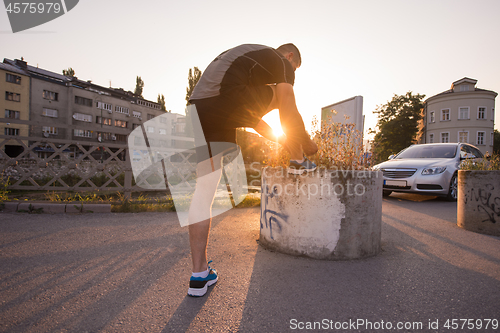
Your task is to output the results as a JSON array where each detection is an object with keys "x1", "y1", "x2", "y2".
[{"x1": 262, "y1": 110, "x2": 284, "y2": 138}]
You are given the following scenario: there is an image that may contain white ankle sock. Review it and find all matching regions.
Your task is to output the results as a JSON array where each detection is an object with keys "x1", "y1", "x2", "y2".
[{"x1": 192, "y1": 268, "x2": 209, "y2": 278}]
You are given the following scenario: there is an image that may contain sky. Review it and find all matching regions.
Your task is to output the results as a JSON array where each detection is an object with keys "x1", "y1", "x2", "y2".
[{"x1": 1, "y1": 0, "x2": 499, "y2": 139}]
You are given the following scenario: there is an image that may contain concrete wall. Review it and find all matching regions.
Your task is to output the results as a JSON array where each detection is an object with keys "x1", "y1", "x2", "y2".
[
  {"x1": 260, "y1": 168, "x2": 382, "y2": 260},
  {"x1": 458, "y1": 170, "x2": 500, "y2": 236}
]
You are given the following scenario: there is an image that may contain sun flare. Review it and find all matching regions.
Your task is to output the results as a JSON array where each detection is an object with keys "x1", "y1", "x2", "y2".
[{"x1": 262, "y1": 110, "x2": 284, "y2": 138}]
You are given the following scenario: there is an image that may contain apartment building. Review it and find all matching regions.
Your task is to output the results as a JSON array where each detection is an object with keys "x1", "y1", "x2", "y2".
[
  {"x1": 3, "y1": 58, "x2": 187, "y2": 159},
  {"x1": 0, "y1": 60, "x2": 30, "y2": 157},
  {"x1": 421, "y1": 78, "x2": 497, "y2": 155}
]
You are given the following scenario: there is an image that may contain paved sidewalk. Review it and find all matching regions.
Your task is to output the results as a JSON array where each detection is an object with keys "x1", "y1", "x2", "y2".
[{"x1": 0, "y1": 194, "x2": 499, "y2": 332}]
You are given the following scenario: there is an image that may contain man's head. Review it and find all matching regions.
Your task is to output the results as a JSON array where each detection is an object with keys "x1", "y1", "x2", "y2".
[{"x1": 277, "y1": 43, "x2": 301, "y2": 71}]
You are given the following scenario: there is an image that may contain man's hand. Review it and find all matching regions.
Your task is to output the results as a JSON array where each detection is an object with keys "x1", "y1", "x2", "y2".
[{"x1": 302, "y1": 139, "x2": 318, "y2": 156}]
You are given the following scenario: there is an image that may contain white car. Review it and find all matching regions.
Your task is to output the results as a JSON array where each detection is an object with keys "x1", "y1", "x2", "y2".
[{"x1": 372, "y1": 143, "x2": 484, "y2": 201}]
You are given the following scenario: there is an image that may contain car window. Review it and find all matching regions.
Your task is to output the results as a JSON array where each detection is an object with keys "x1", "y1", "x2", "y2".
[
  {"x1": 460, "y1": 145, "x2": 472, "y2": 159},
  {"x1": 467, "y1": 145, "x2": 484, "y2": 158},
  {"x1": 396, "y1": 145, "x2": 457, "y2": 159}
]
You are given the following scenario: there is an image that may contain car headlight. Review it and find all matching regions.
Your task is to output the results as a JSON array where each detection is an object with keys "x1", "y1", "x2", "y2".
[{"x1": 421, "y1": 167, "x2": 447, "y2": 175}]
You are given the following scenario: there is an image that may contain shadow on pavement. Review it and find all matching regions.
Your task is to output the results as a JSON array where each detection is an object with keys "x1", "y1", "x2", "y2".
[{"x1": 237, "y1": 212, "x2": 500, "y2": 332}]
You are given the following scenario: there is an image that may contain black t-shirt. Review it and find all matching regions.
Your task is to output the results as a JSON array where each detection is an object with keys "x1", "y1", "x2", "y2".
[{"x1": 189, "y1": 44, "x2": 295, "y2": 102}]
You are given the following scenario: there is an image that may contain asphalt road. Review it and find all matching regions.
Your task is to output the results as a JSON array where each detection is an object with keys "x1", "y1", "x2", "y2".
[{"x1": 0, "y1": 193, "x2": 499, "y2": 333}]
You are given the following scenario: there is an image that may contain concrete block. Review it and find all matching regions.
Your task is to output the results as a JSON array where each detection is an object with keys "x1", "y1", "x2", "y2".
[
  {"x1": 260, "y1": 168, "x2": 383, "y2": 260},
  {"x1": 1, "y1": 202, "x2": 19, "y2": 212},
  {"x1": 17, "y1": 202, "x2": 65, "y2": 214},
  {"x1": 81, "y1": 204, "x2": 111, "y2": 213},
  {"x1": 65, "y1": 202, "x2": 83, "y2": 213},
  {"x1": 37, "y1": 203, "x2": 66, "y2": 214},
  {"x1": 458, "y1": 170, "x2": 500, "y2": 236}
]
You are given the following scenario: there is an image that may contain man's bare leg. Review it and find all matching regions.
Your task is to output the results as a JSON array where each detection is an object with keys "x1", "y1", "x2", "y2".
[
  {"x1": 189, "y1": 219, "x2": 211, "y2": 272},
  {"x1": 187, "y1": 153, "x2": 223, "y2": 273}
]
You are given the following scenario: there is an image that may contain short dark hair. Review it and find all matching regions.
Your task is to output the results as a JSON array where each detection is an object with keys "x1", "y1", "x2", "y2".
[{"x1": 277, "y1": 43, "x2": 302, "y2": 67}]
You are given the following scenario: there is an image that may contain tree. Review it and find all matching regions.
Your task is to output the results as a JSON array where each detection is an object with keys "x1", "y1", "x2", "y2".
[
  {"x1": 184, "y1": 67, "x2": 202, "y2": 137},
  {"x1": 185, "y1": 67, "x2": 202, "y2": 105},
  {"x1": 157, "y1": 94, "x2": 167, "y2": 111},
  {"x1": 62, "y1": 67, "x2": 75, "y2": 77},
  {"x1": 371, "y1": 91, "x2": 425, "y2": 163},
  {"x1": 494, "y1": 129, "x2": 500, "y2": 155},
  {"x1": 134, "y1": 76, "x2": 144, "y2": 98}
]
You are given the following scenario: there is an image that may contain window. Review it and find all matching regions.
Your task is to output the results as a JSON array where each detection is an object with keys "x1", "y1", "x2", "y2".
[
  {"x1": 492, "y1": 108, "x2": 495, "y2": 120},
  {"x1": 4, "y1": 128, "x2": 19, "y2": 135},
  {"x1": 458, "y1": 131, "x2": 468, "y2": 143},
  {"x1": 147, "y1": 114, "x2": 154, "y2": 120},
  {"x1": 147, "y1": 126, "x2": 154, "y2": 133},
  {"x1": 477, "y1": 132, "x2": 485, "y2": 145},
  {"x1": 460, "y1": 85, "x2": 469, "y2": 92},
  {"x1": 441, "y1": 109, "x2": 450, "y2": 121},
  {"x1": 115, "y1": 134, "x2": 127, "y2": 142},
  {"x1": 441, "y1": 132, "x2": 449, "y2": 143},
  {"x1": 6, "y1": 73, "x2": 21, "y2": 84},
  {"x1": 96, "y1": 116, "x2": 112, "y2": 126},
  {"x1": 74, "y1": 129, "x2": 92, "y2": 138},
  {"x1": 5, "y1": 91, "x2": 20, "y2": 102},
  {"x1": 43, "y1": 90, "x2": 58, "y2": 101},
  {"x1": 96, "y1": 101, "x2": 112, "y2": 112},
  {"x1": 98, "y1": 132, "x2": 113, "y2": 141},
  {"x1": 491, "y1": 132, "x2": 495, "y2": 146},
  {"x1": 429, "y1": 133, "x2": 434, "y2": 143},
  {"x1": 133, "y1": 111, "x2": 142, "y2": 118},
  {"x1": 74, "y1": 95, "x2": 93, "y2": 107},
  {"x1": 115, "y1": 105, "x2": 130, "y2": 114},
  {"x1": 73, "y1": 112, "x2": 92, "y2": 122},
  {"x1": 458, "y1": 107, "x2": 469, "y2": 120},
  {"x1": 159, "y1": 128, "x2": 167, "y2": 135},
  {"x1": 429, "y1": 111, "x2": 435, "y2": 123},
  {"x1": 114, "y1": 119, "x2": 128, "y2": 128},
  {"x1": 42, "y1": 108, "x2": 58, "y2": 118},
  {"x1": 42, "y1": 126, "x2": 57, "y2": 135},
  {"x1": 478, "y1": 107, "x2": 486, "y2": 119},
  {"x1": 132, "y1": 123, "x2": 141, "y2": 130},
  {"x1": 137, "y1": 99, "x2": 161, "y2": 110},
  {"x1": 5, "y1": 109, "x2": 20, "y2": 119}
]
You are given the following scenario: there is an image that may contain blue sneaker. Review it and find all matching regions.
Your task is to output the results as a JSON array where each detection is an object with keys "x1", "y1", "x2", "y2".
[
  {"x1": 187, "y1": 261, "x2": 218, "y2": 297},
  {"x1": 288, "y1": 157, "x2": 317, "y2": 174}
]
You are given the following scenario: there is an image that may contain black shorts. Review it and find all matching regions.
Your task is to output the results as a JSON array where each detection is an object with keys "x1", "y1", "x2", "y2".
[{"x1": 190, "y1": 84, "x2": 273, "y2": 144}]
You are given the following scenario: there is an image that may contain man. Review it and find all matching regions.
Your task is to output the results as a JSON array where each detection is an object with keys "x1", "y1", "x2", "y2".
[{"x1": 186, "y1": 43, "x2": 318, "y2": 297}]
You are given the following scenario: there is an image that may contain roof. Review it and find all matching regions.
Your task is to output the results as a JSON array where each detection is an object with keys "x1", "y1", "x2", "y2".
[
  {"x1": 425, "y1": 78, "x2": 498, "y2": 102},
  {"x1": 451, "y1": 77, "x2": 477, "y2": 88},
  {"x1": 3, "y1": 58, "x2": 165, "y2": 109},
  {"x1": 0, "y1": 61, "x2": 29, "y2": 76}
]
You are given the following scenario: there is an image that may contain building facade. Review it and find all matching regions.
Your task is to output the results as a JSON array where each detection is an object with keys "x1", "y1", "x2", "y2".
[
  {"x1": 421, "y1": 78, "x2": 497, "y2": 155},
  {"x1": 0, "y1": 60, "x2": 30, "y2": 157},
  {"x1": 3, "y1": 58, "x2": 187, "y2": 160}
]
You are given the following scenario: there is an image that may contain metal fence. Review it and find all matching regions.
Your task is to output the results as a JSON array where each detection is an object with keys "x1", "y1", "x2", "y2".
[{"x1": 0, "y1": 123, "x2": 197, "y2": 199}]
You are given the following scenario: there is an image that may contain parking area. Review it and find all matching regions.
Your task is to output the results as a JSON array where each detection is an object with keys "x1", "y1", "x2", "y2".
[{"x1": 0, "y1": 195, "x2": 499, "y2": 332}]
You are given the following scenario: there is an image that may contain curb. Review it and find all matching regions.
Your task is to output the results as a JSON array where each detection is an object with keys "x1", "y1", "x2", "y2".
[{"x1": 1, "y1": 202, "x2": 111, "y2": 214}]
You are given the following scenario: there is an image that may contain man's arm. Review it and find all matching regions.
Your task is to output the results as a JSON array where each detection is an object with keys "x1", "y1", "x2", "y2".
[
  {"x1": 253, "y1": 120, "x2": 289, "y2": 150},
  {"x1": 275, "y1": 83, "x2": 318, "y2": 156}
]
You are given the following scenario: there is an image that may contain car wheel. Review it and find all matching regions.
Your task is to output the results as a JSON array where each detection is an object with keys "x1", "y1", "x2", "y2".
[
  {"x1": 446, "y1": 173, "x2": 458, "y2": 201},
  {"x1": 383, "y1": 190, "x2": 392, "y2": 197}
]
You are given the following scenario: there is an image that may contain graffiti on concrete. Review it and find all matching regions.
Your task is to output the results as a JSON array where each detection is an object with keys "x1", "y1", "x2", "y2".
[
  {"x1": 464, "y1": 184, "x2": 500, "y2": 224},
  {"x1": 260, "y1": 179, "x2": 289, "y2": 240}
]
